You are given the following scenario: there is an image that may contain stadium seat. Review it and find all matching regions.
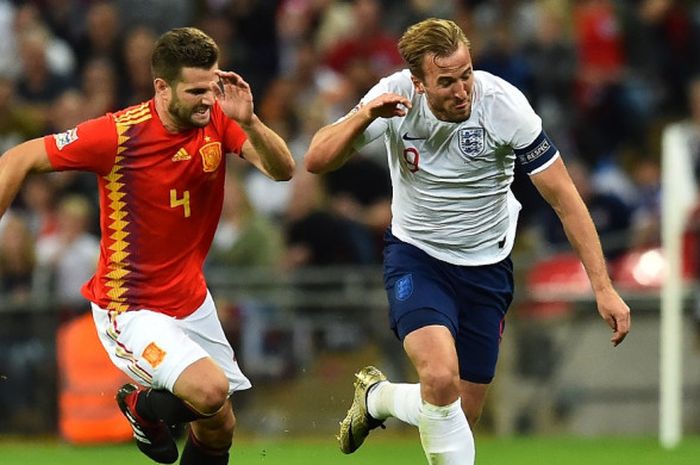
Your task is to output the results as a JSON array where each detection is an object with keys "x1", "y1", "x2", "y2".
[
  {"x1": 611, "y1": 239, "x2": 697, "y2": 291},
  {"x1": 520, "y1": 252, "x2": 592, "y2": 319},
  {"x1": 526, "y1": 252, "x2": 592, "y2": 300}
]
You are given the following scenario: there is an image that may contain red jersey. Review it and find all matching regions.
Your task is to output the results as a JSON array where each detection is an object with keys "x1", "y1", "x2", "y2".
[{"x1": 44, "y1": 100, "x2": 247, "y2": 318}]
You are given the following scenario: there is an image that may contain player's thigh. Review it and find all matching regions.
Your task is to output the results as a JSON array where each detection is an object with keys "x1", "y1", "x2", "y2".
[
  {"x1": 91, "y1": 304, "x2": 209, "y2": 391},
  {"x1": 383, "y1": 234, "x2": 459, "y2": 340},
  {"x1": 454, "y1": 257, "x2": 513, "y2": 384},
  {"x1": 404, "y1": 324, "x2": 460, "y2": 405},
  {"x1": 404, "y1": 325, "x2": 459, "y2": 376},
  {"x1": 177, "y1": 291, "x2": 251, "y2": 394}
]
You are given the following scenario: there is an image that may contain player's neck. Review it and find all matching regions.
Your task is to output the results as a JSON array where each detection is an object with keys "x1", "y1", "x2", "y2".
[{"x1": 154, "y1": 96, "x2": 184, "y2": 133}]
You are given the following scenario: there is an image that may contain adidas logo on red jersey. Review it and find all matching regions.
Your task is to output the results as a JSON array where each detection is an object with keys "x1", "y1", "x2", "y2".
[{"x1": 171, "y1": 148, "x2": 191, "y2": 162}]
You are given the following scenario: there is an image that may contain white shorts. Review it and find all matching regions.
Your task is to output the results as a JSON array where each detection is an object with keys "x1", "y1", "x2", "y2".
[{"x1": 91, "y1": 291, "x2": 251, "y2": 394}]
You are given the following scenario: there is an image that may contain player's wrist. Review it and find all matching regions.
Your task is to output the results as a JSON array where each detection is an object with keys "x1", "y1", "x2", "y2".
[{"x1": 238, "y1": 114, "x2": 260, "y2": 131}]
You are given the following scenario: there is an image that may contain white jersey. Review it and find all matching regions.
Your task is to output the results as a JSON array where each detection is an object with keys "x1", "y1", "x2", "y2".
[{"x1": 352, "y1": 69, "x2": 559, "y2": 266}]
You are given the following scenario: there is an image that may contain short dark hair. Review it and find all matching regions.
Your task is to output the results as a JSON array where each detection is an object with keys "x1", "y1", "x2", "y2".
[{"x1": 151, "y1": 27, "x2": 219, "y2": 85}]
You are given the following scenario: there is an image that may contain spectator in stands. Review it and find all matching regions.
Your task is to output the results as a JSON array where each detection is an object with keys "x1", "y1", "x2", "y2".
[
  {"x1": 209, "y1": 168, "x2": 284, "y2": 269},
  {"x1": 385, "y1": 0, "x2": 455, "y2": 37},
  {"x1": 282, "y1": 168, "x2": 375, "y2": 268},
  {"x1": 35, "y1": 195, "x2": 99, "y2": 316},
  {"x1": 0, "y1": 213, "x2": 36, "y2": 303},
  {"x1": 523, "y1": 5, "x2": 577, "y2": 152},
  {"x1": 0, "y1": 0, "x2": 19, "y2": 79},
  {"x1": 214, "y1": 0, "x2": 280, "y2": 102},
  {"x1": 538, "y1": 160, "x2": 632, "y2": 259},
  {"x1": 0, "y1": 75, "x2": 43, "y2": 154},
  {"x1": 120, "y1": 25, "x2": 157, "y2": 106},
  {"x1": 35, "y1": 0, "x2": 86, "y2": 49},
  {"x1": 80, "y1": 57, "x2": 119, "y2": 118},
  {"x1": 15, "y1": 24, "x2": 74, "y2": 130},
  {"x1": 689, "y1": 76, "x2": 700, "y2": 163},
  {"x1": 621, "y1": 0, "x2": 700, "y2": 120},
  {"x1": 476, "y1": 19, "x2": 532, "y2": 97},
  {"x1": 72, "y1": 1, "x2": 123, "y2": 75},
  {"x1": 19, "y1": 174, "x2": 59, "y2": 239},
  {"x1": 629, "y1": 156, "x2": 661, "y2": 248},
  {"x1": 14, "y1": 3, "x2": 76, "y2": 79},
  {"x1": 117, "y1": 0, "x2": 195, "y2": 34},
  {"x1": 323, "y1": 0, "x2": 403, "y2": 95},
  {"x1": 323, "y1": 154, "x2": 392, "y2": 263}
]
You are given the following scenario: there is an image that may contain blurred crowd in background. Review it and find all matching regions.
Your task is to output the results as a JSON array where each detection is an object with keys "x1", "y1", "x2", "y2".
[{"x1": 0, "y1": 0, "x2": 699, "y2": 316}]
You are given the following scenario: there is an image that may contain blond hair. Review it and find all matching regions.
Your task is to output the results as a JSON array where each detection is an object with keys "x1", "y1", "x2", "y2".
[{"x1": 398, "y1": 18, "x2": 470, "y2": 79}]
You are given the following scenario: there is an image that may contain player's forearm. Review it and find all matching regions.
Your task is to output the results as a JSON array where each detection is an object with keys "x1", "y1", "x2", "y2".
[
  {"x1": 0, "y1": 145, "x2": 41, "y2": 218},
  {"x1": 556, "y1": 195, "x2": 614, "y2": 294},
  {"x1": 241, "y1": 115, "x2": 295, "y2": 181},
  {"x1": 304, "y1": 108, "x2": 374, "y2": 174}
]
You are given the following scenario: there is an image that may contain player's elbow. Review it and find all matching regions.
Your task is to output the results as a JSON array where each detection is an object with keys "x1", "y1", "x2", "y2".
[
  {"x1": 269, "y1": 157, "x2": 295, "y2": 181},
  {"x1": 2, "y1": 138, "x2": 52, "y2": 174},
  {"x1": 304, "y1": 147, "x2": 341, "y2": 174},
  {"x1": 304, "y1": 152, "x2": 326, "y2": 174},
  {"x1": 274, "y1": 170, "x2": 294, "y2": 182}
]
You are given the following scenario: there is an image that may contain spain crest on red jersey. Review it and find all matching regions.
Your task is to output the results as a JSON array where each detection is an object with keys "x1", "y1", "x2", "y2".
[{"x1": 199, "y1": 141, "x2": 222, "y2": 172}]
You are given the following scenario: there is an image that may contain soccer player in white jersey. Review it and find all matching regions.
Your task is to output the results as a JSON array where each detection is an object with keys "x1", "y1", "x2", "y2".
[{"x1": 304, "y1": 18, "x2": 631, "y2": 465}]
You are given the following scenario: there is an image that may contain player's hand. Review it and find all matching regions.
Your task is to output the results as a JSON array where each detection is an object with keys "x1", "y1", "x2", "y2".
[
  {"x1": 214, "y1": 70, "x2": 254, "y2": 127},
  {"x1": 365, "y1": 93, "x2": 412, "y2": 119},
  {"x1": 596, "y1": 287, "x2": 631, "y2": 346}
]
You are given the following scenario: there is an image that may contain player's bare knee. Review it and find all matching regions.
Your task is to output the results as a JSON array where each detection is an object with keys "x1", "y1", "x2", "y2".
[
  {"x1": 190, "y1": 379, "x2": 230, "y2": 415},
  {"x1": 419, "y1": 367, "x2": 460, "y2": 404}
]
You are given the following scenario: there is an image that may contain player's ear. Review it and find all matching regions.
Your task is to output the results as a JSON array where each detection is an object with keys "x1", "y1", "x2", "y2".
[
  {"x1": 411, "y1": 75, "x2": 425, "y2": 94},
  {"x1": 154, "y1": 78, "x2": 171, "y2": 99}
]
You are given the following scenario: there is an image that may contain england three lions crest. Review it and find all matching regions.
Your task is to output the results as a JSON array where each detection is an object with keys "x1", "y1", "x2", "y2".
[{"x1": 458, "y1": 127, "x2": 485, "y2": 159}]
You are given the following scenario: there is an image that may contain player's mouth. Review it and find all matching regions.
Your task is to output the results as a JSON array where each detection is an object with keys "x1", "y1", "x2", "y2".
[{"x1": 192, "y1": 106, "x2": 211, "y2": 122}]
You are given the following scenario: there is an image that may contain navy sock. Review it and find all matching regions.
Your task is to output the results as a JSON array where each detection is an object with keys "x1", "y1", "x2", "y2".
[
  {"x1": 179, "y1": 431, "x2": 230, "y2": 465},
  {"x1": 136, "y1": 389, "x2": 201, "y2": 425}
]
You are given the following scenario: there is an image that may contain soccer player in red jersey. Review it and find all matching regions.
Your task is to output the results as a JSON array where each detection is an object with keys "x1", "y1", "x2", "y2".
[{"x1": 0, "y1": 27, "x2": 295, "y2": 464}]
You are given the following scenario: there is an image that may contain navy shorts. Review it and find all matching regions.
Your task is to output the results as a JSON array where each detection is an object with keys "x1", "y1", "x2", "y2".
[{"x1": 383, "y1": 229, "x2": 514, "y2": 384}]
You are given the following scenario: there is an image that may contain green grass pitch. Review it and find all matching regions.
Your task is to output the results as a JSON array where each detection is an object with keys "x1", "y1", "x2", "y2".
[{"x1": 1, "y1": 434, "x2": 699, "y2": 464}]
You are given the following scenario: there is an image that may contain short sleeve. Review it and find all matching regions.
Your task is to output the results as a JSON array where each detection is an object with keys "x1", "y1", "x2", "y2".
[
  {"x1": 343, "y1": 71, "x2": 413, "y2": 150},
  {"x1": 44, "y1": 114, "x2": 118, "y2": 176},
  {"x1": 212, "y1": 103, "x2": 247, "y2": 157},
  {"x1": 482, "y1": 75, "x2": 559, "y2": 175},
  {"x1": 514, "y1": 130, "x2": 559, "y2": 175}
]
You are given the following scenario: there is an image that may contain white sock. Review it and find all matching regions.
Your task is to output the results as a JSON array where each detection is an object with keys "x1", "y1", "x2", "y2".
[
  {"x1": 418, "y1": 398, "x2": 475, "y2": 465},
  {"x1": 367, "y1": 382, "x2": 421, "y2": 426}
]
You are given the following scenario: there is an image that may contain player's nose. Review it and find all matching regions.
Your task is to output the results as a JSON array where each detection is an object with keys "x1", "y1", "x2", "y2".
[
  {"x1": 202, "y1": 88, "x2": 216, "y2": 105},
  {"x1": 453, "y1": 82, "x2": 468, "y2": 100}
]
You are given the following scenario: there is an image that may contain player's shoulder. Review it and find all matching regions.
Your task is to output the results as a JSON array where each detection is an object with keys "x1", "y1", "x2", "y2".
[
  {"x1": 473, "y1": 70, "x2": 534, "y2": 120},
  {"x1": 111, "y1": 100, "x2": 155, "y2": 127},
  {"x1": 376, "y1": 69, "x2": 414, "y2": 95},
  {"x1": 474, "y1": 70, "x2": 524, "y2": 101}
]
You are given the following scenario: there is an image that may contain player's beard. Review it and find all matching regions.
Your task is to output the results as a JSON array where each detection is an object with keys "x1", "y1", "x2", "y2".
[
  {"x1": 425, "y1": 91, "x2": 471, "y2": 123},
  {"x1": 168, "y1": 99, "x2": 211, "y2": 129}
]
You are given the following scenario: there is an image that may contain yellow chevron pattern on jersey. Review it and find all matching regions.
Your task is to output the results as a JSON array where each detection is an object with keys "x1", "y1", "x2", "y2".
[
  {"x1": 115, "y1": 102, "x2": 152, "y2": 126},
  {"x1": 103, "y1": 110, "x2": 147, "y2": 314}
]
